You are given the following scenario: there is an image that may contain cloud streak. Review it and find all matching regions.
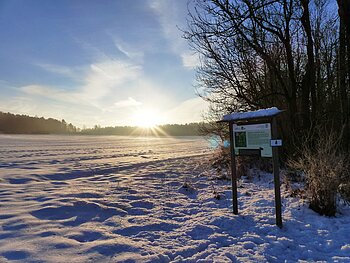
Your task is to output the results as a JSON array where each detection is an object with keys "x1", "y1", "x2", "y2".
[
  {"x1": 24, "y1": 58, "x2": 143, "y2": 105},
  {"x1": 20, "y1": 85, "x2": 78, "y2": 104},
  {"x1": 149, "y1": 0, "x2": 200, "y2": 69},
  {"x1": 114, "y1": 97, "x2": 142, "y2": 108},
  {"x1": 164, "y1": 97, "x2": 209, "y2": 124},
  {"x1": 1, "y1": 1, "x2": 204, "y2": 127},
  {"x1": 82, "y1": 60, "x2": 142, "y2": 100},
  {"x1": 113, "y1": 38, "x2": 144, "y2": 63},
  {"x1": 35, "y1": 63, "x2": 80, "y2": 79},
  {"x1": 181, "y1": 52, "x2": 200, "y2": 69}
]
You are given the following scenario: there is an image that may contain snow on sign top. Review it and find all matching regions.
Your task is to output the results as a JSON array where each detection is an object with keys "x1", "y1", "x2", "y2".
[{"x1": 222, "y1": 107, "x2": 282, "y2": 122}]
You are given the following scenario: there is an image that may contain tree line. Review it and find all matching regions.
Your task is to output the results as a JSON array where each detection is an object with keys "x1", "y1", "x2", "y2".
[
  {"x1": 185, "y1": 0, "x2": 350, "y2": 152},
  {"x1": 0, "y1": 112, "x2": 77, "y2": 134},
  {"x1": 0, "y1": 111, "x2": 202, "y2": 136},
  {"x1": 78, "y1": 123, "x2": 202, "y2": 136}
]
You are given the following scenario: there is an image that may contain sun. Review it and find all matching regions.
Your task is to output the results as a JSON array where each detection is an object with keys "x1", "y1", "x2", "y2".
[{"x1": 132, "y1": 109, "x2": 162, "y2": 128}]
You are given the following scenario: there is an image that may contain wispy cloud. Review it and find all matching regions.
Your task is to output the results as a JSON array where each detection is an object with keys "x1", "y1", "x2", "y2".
[
  {"x1": 0, "y1": 96, "x2": 39, "y2": 116},
  {"x1": 149, "y1": 0, "x2": 200, "y2": 69},
  {"x1": 82, "y1": 60, "x2": 142, "y2": 100},
  {"x1": 164, "y1": 97, "x2": 209, "y2": 124},
  {"x1": 181, "y1": 52, "x2": 200, "y2": 69},
  {"x1": 20, "y1": 85, "x2": 78, "y2": 104},
  {"x1": 73, "y1": 37, "x2": 113, "y2": 61},
  {"x1": 114, "y1": 97, "x2": 142, "y2": 108},
  {"x1": 1, "y1": 1, "x2": 204, "y2": 128},
  {"x1": 20, "y1": 57, "x2": 143, "y2": 114},
  {"x1": 113, "y1": 38, "x2": 144, "y2": 63},
  {"x1": 35, "y1": 63, "x2": 79, "y2": 79}
]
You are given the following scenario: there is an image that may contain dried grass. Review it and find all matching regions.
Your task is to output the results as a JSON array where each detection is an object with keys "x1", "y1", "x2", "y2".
[{"x1": 288, "y1": 128, "x2": 348, "y2": 216}]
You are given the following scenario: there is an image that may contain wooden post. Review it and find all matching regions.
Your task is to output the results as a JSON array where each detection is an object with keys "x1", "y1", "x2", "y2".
[
  {"x1": 229, "y1": 122, "x2": 238, "y2": 214},
  {"x1": 271, "y1": 117, "x2": 282, "y2": 228}
]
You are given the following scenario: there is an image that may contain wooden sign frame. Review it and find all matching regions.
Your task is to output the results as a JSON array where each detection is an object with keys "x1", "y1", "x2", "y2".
[{"x1": 220, "y1": 111, "x2": 283, "y2": 228}]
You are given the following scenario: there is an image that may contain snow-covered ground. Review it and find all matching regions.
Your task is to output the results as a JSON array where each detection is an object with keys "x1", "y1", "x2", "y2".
[{"x1": 0, "y1": 135, "x2": 349, "y2": 262}]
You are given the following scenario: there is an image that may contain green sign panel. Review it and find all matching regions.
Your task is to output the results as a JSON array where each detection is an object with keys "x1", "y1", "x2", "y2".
[{"x1": 233, "y1": 123, "x2": 272, "y2": 157}]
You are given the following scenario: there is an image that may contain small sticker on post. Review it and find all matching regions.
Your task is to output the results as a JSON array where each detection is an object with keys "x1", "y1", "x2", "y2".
[{"x1": 270, "y1": 139, "x2": 282, "y2": 147}]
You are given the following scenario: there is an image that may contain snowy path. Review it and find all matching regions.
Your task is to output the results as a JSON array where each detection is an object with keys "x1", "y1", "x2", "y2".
[{"x1": 0, "y1": 135, "x2": 349, "y2": 262}]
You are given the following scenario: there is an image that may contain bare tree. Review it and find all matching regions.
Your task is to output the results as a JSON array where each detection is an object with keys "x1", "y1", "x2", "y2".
[
  {"x1": 337, "y1": 0, "x2": 350, "y2": 151},
  {"x1": 185, "y1": 1, "x2": 301, "y2": 131},
  {"x1": 185, "y1": 0, "x2": 348, "y2": 150}
]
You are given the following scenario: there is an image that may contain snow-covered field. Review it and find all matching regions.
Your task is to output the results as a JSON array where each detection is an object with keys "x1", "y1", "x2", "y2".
[{"x1": 0, "y1": 135, "x2": 349, "y2": 262}]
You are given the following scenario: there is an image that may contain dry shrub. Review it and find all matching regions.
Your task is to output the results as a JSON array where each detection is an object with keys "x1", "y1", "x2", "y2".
[
  {"x1": 209, "y1": 147, "x2": 252, "y2": 180},
  {"x1": 209, "y1": 146, "x2": 273, "y2": 180},
  {"x1": 236, "y1": 156, "x2": 250, "y2": 178},
  {"x1": 236, "y1": 156, "x2": 272, "y2": 179},
  {"x1": 282, "y1": 170, "x2": 307, "y2": 199},
  {"x1": 339, "y1": 183, "x2": 350, "y2": 204},
  {"x1": 289, "y1": 128, "x2": 348, "y2": 216},
  {"x1": 209, "y1": 146, "x2": 231, "y2": 180}
]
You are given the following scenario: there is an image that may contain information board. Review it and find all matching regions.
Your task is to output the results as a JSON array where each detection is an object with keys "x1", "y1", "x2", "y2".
[{"x1": 233, "y1": 123, "x2": 272, "y2": 157}]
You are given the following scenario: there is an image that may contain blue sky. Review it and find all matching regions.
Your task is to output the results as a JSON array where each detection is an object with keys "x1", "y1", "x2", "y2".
[{"x1": 0, "y1": 0, "x2": 207, "y2": 127}]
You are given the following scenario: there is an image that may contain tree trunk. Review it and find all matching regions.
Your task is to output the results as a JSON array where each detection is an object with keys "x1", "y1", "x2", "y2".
[
  {"x1": 337, "y1": 0, "x2": 349, "y2": 151},
  {"x1": 300, "y1": 0, "x2": 316, "y2": 129}
]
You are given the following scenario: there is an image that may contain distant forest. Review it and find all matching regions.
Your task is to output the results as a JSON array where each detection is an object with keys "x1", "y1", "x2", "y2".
[
  {"x1": 80, "y1": 123, "x2": 201, "y2": 136},
  {"x1": 0, "y1": 112, "x2": 202, "y2": 136},
  {"x1": 0, "y1": 112, "x2": 77, "y2": 134}
]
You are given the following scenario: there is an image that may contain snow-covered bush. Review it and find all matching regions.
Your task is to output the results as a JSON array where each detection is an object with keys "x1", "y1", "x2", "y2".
[{"x1": 289, "y1": 129, "x2": 348, "y2": 216}]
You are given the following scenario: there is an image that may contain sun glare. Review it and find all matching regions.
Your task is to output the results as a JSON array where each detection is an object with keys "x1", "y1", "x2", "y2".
[{"x1": 133, "y1": 109, "x2": 162, "y2": 128}]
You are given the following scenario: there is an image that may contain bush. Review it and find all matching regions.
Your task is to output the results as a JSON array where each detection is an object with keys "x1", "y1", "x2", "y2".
[
  {"x1": 339, "y1": 183, "x2": 350, "y2": 205},
  {"x1": 209, "y1": 146, "x2": 231, "y2": 180},
  {"x1": 209, "y1": 145, "x2": 273, "y2": 180},
  {"x1": 289, "y1": 128, "x2": 348, "y2": 216}
]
